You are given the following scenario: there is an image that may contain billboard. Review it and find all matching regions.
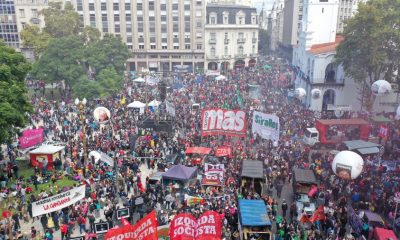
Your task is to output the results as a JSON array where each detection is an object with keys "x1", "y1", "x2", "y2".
[{"x1": 201, "y1": 108, "x2": 246, "y2": 137}]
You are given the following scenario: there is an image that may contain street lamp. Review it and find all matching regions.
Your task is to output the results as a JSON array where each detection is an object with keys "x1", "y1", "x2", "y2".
[{"x1": 75, "y1": 98, "x2": 88, "y2": 174}]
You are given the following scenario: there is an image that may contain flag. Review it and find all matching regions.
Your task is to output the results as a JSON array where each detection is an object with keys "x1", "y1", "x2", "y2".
[
  {"x1": 222, "y1": 100, "x2": 230, "y2": 109},
  {"x1": 121, "y1": 217, "x2": 130, "y2": 226},
  {"x1": 236, "y1": 89, "x2": 244, "y2": 107},
  {"x1": 310, "y1": 205, "x2": 325, "y2": 222},
  {"x1": 300, "y1": 214, "x2": 311, "y2": 223}
]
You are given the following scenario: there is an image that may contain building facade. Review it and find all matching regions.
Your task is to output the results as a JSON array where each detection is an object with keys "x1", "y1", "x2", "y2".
[
  {"x1": 67, "y1": 0, "x2": 206, "y2": 73},
  {"x1": 336, "y1": 0, "x2": 365, "y2": 33},
  {"x1": 281, "y1": 0, "x2": 302, "y2": 59},
  {"x1": 204, "y1": 4, "x2": 258, "y2": 72},
  {"x1": 0, "y1": 0, "x2": 19, "y2": 48},
  {"x1": 207, "y1": 0, "x2": 253, "y2": 7},
  {"x1": 267, "y1": 0, "x2": 284, "y2": 52}
]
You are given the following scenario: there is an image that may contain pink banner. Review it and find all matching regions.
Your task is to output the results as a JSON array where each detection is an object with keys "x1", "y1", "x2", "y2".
[{"x1": 19, "y1": 128, "x2": 44, "y2": 149}]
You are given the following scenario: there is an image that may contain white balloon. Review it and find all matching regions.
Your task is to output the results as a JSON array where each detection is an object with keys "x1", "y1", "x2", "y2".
[
  {"x1": 93, "y1": 107, "x2": 111, "y2": 124},
  {"x1": 332, "y1": 151, "x2": 364, "y2": 180},
  {"x1": 295, "y1": 88, "x2": 306, "y2": 99},
  {"x1": 311, "y1": 89, "x2": 322, "y2": 99},
  {"x1": 371, "y1": 80, "x2": 392, "y2": 96}
]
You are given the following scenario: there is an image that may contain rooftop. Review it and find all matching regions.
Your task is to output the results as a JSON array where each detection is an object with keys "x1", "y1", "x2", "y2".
[{"x1": 308, "y1": 35, "x2": 344, "y2": 55}]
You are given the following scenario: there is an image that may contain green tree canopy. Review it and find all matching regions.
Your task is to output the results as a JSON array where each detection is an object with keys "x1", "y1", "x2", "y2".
[
  {"x1": 335, "y1": 0, "x2": 400, "y2": 110},
  {"x1": 30, "y1": 36, "x2": 85, "y2": 87},
  {"x1": 72, "y1": 75, "x2": 102, "y2": 100},
  {"x1": 0, "y1": 41, "x2": 32, "y2": 144},
  {"x1": 19, "y1": 25, "x2": 51, "y2": 58},
  {"x1": 97, "y1": 66, "x2": 124, "y2": 95},
  {"x1": 41, "y1": 2, "x2": 81, "y2": 38}
]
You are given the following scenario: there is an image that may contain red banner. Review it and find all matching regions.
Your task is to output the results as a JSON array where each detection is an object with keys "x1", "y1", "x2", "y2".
[
  {"x1": 201, "y1": 174, "x2": 222, "y2": 186},
  {"x1": 215, "y1": 146, "x2": 232, "y2": 158},
  {"x1": 169, "y1": 211, "x2": 222, "y2": 240},
  {"x1": 19, "y1": 128, "x2": 44, "y2": 149},
  {"x1": 105, "y1": 211, "x2": 158, "y2": 240},
  {"x1": 378, "y1": 125, "x2": 389, "y2": 139},
  {"x1": 201, "y1": 108, "x2": 246, "y2": 137}
]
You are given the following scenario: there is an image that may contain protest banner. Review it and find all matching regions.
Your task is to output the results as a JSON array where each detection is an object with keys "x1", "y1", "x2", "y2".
[
  {"x1": 32, "y1": 185, "x2": 85, "y2": 217},
  {"x1": 201, "y1": 108, "x2": 246, "y2": 137},
  {"x1": 19, "y1": 128, "x2": 44, "y2": 149},
  {"x1": 215, "y1": 146, "x2": 232, "y2": 158},
  {"x1": 252, "y1": 111, "x2": 280, "y2": 141}
]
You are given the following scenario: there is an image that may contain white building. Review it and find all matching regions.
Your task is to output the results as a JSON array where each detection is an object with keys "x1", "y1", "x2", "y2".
[
  {"x1": 336, "y1": 0, "x2": 366, "y2": 33},
  {"x1": 207, "y1": 0, "x2": 254, "y2": 7},
  {"x1": 204, "y1": 4, "x2": 258, "y2": 72},
  {"x1": 267, "y1": 0, "x2": 284, "y2": 52},
  {"x1": 293, "y1": 0, "x2": 397, "y2": 113}
]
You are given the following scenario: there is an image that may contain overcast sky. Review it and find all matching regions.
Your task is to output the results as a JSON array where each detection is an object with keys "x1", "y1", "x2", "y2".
[{"x1": 253, "y1": 0, "x2": 275, "y2": 12}]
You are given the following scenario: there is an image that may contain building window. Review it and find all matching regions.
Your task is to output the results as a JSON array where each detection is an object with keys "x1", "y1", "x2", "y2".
[
  {"x1": 210, "y1": 17, "x2": 216, "y2": 24},
  {"x1": 210, "y1": 32, "x2": 216, "y2": 40},
  {"x1": 114, "y1": 14, "x2": 120, "y2": 22},
  {"x1": 151, "y1": 45, "x2": 156, "y2": 49},
  {"x1": 174, "y1": 46, "x2": 179, "y2": 49},
  {"x1": 196, "y1": 21, "x2": 202, "y2": 28},
  {"x1": 238, "y1": 46, "x2": 243, "y2": 55},
  {"x1": 115, "y1": 24, "x2": 120, "y2": 33},
  {"x1": 137, "y1": 3, "x2": 142, "y2": 10},
  {"x1": 113, "y1": 3, "x2": 119, "y2": 11},
  {"x1": 101, "y1": 2, "x2": 106, "y2": 11},
  {"x1": 77, "y1": 0, "x2": 83, "y2": 11},
  {"x1": 252, "y1": 45, "x2": 255, "y2": 53},
  {"x1": 185, "y1": 44, "x2": 190, "y2": 49},
  {"x1": 127, "y1": 36, "x2": 132, "y2": 43},
  {"x1": 125, "y1": 3, "x2": 131, "y2": 11},
  {"x1": 90, "y1": 14, "x2": 96, "y2": 27},
  {"x1": 31, "y1": 9, "x2": 38, "y2": 18},
  {"x1": 211, "y1": 47, "x2": 215, "y2": 56},
  {"x1": 197, "y1": 44, "x2": 202, "y2": 50},
  {"x1": 162, "y1": 46, "x2": 167, "y2": 49},
  {"x1": 225, "y1": 32, "x2": 228, "y2": 39},
  {"x1": 139, "y1": 44, "x2": 144, "y2": 49},
  {"x1": 224, "y1": 46, "x2": 228, "y2": 55},
  {"x1": 126, "y1": 14, "x2": 131, "y2": 21},
  {"x1": 19, "y1": 9, "x2": 25, "y2": 18},
  {"x1": 161, "y1": 4, "x2": 166, "y2": 10},
  {"x1": 89, "y1": 3, "x2": 95, "y2": 11}
]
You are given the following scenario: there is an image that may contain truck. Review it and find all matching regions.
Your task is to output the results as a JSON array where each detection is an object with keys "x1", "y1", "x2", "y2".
[{"x1": 303, "y1": 118, "x2": 370, "y2": 148}]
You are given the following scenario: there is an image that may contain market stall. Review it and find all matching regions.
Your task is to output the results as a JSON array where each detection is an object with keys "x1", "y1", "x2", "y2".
[
  {"x1": 162, "y1": 165, "x2": 197, "y2": 189},
  {"x1": 29, "y1": 145, "x2": 65, "y2": 170},
  {"x1": 238, "y1": 199, "x2": 272, "y2": 240},
  {"x1": 241, "y1": 160, "x2": 265, "y2": 195}
]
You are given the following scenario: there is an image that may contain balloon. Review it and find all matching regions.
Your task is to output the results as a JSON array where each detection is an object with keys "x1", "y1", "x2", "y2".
[
  {"x1": 332, "y1": 151, "x2": 364, "y2": 180},
  {"x1": 311, "y1": 89, "x2": 321, "y2": 99},
  {"x1": 295, "y1": 88, "x2": 306, "y2": 99},
  {"x1": 93, "y1": 107, "x2": 111, "y2": 124},
  {"x1": 371, "y1": 80, "x2": 392, "y2": 96}
]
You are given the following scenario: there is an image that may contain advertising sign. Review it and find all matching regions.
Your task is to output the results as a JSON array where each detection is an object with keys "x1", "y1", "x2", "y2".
[
  {"x1": 252, "y1": 111, "x2": 280, "y2": 141},
  {"x1": 32, "y1": 185, "x2": 85, "y2": 217},
  {"x1": 201, "y1": 108, "x2": 246, "y2": 137},
  {"x1": 169, "y1": 211, "x2": 222, "y2": 240},
  {"x1": 19, "y1": 128, "x2": 44, "y2": 149}
]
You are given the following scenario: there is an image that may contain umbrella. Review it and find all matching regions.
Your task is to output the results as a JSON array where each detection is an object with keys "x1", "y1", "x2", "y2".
[
  {"x1": 133, "y1": 77, "x2": 145, "y2": 83},
  {"x1": 127, "y1": 101, "x2": 146, "y2": 108},
  {"x1": 148, "y1": 100, "x2": 160, "y2": 107}
]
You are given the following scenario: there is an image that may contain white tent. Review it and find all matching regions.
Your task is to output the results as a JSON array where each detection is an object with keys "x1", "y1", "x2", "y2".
[
  {"x1": 215, "y1": 75, "x2": 226, "y2": 81},
  {"x1": 133, "y1": 77, "x2": 145, "y2": 83},
  {"x1": 89, "y1": 150, "x2": 101, "y2": 163},
  {"x1": 127, "y1": 101, "x2": 146, "y2": 108},
  {"x1": 148, "y1": 100, "x2": 160, "y2": 107}
]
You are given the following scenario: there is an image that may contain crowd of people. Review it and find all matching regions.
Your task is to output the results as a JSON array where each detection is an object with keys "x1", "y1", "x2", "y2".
[{"x1": 0, "y1": 56, "x2": 398, "y2": 240}]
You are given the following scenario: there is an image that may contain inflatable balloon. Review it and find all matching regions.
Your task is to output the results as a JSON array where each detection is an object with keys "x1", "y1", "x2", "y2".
[
  {"x1": 93, "y1": 107, "x2": 111, "y2": 124},
  {"x1": 295, "y1": 88, "x2": 306, "y2": 99},
  {"x1": 311, "y1": 89, "x2": 321, "y2": 99},
  {"x1": 332, "y1": 151, "x2": 364, "y2": 180},
  {"x1": 371, "y1": 80, "x2": 392, "y2": 96}
]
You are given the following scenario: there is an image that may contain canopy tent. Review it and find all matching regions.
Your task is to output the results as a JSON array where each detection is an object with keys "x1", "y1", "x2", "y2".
[
  {"x1": 293, "y1": 169, "x2": 317, "y2": 184},
  {"x1": 343, "y1": 140, "x2": 381, "y2": 155},
  {"x1": 127, "y1": 101, "x2": 146, "y2": 108},
  {"x1": 241, "y1": 160, "x2": 264, "y2": 179},
  {"x1": 185, "y1": 147, "x2": 212, "y2": 155},
  {"x1": 239, "y1": 200, "x2": 271, "y2": 226},
  {"x1": 29, "y1": 145, "x2": 65, "y2": 170},
  {"x1": 30, "y1": 145, "x2": 65, "y2": 154},
  {"x1": 373, "y1": 227, "x2": 398, "y2": 240},
  {"x1": 148, "y1": 100, "x2": 160, "y2": 107},
  {"x1": 133, "y1": 77, "x2": 145, "y2": 83},
  {"x1": 371, "y1": 115, "x2": 392, "y2": 123},
  {"x1": 215, "y1": 75, "x2": 226, "y2": 81},
  {"x1": 162, "y1": 165, "x2": 197, "y2": 181}
]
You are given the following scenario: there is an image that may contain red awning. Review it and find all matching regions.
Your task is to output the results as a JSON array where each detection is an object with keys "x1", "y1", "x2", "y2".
[{"x1": 185, "y1": 147, "x2": 212, "y2": 155}]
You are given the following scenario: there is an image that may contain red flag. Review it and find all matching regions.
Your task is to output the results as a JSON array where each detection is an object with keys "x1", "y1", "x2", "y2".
[
  {"x1": 310, "y1": 205, "x2": 326, "y2": 222},
  {"x1": 300, "y1": 214, "x2": 311, "y2": 223},
  {"x1": 121, "y1": 217, "x2": 130, "y2": 226}
]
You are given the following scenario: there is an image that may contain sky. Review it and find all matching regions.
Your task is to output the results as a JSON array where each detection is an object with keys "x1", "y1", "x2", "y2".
[{"x1": 253, "y1": 0, "x2": 275, "y2": 11}]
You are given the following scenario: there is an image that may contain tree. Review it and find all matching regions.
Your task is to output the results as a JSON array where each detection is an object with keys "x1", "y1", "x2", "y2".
[
  {"x1": 41, "y1": 2, "x2": 80, "y2": 38},
  {"x1": 72, "y1": 75, "x2": 102, "y2": 100},
  {"x1": 335, "y1": 0, "x2": 400, "y2": 110},
  {"x1": 97, "y1": 67, "x2": 123, "y2": 96},
  {"x1": 85, "y1": 34, "x2": 130, "y2": 75},
  {"x1": 0, "y1": 41, "x2": 32, "y2": 144},
  {"x1": 30, "y1": 36, "x2": 85, "y2": 87},
  {"x1": 80, "y1": 26, "x2": 101, "y2": 45},
  {"x1": 19, "y1": 25, "x2": 51, "y2": 58}
]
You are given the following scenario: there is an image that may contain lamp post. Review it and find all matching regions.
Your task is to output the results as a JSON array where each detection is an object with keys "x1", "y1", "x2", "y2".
[{"x1": 75, "y1": 97, "x2": 88, "y2": 173}]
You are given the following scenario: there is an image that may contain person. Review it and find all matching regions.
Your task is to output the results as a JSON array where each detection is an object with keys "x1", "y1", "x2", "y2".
[
  {"x1": 40, "y1": 214, "x2": 48, "y2": 230},
  {"x1": 60, "y1": 223, "x2": 68, "y2": 240},
  {"x1": 31, "y1": 226, "x2": 37, "y2": 239},
  {"x1": 77, "y1": 214, "x2": 86, "y2": 234},
  {"x1": 281, "y1": 200, "x2": 288, "y2": 217}
]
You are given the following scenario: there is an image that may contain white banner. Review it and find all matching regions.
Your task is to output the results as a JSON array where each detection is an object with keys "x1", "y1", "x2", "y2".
[
  {"x1": 100, "y1": 152, "x2": 114, "y2": 166},
  {"x1": 204, "y1": 163, "x2": 224, "y2": 176},
  {"x1": 166, "y1": 101, "x2": 176, "y2": 117},
  {"x1": 32, "y1": 185, "x2": 86, "y2": 217},
  {"x1": 252, "y1": 111, "x2": 280, "y2": 141}
]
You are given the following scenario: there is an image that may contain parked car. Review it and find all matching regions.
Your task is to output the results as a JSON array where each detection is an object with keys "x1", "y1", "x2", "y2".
[{"x1": 296, "y1": 194, "x2": 316, "y2": 217}]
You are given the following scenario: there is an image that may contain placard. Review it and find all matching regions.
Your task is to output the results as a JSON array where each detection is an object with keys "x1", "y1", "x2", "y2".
[
  {"x1": 95, "y1": 222, "x2": 109, "y2": 234},
  {"x1": 117, "y1": 208, "x2": 130, "y2": 219}
]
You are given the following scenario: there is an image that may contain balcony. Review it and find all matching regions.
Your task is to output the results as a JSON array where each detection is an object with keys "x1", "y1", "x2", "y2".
[
  {"x1": 237, "y1": 38, "x2": 246, "y2": 43},
  {"x1": 206, "y1": 55, "x2": 219, "y2": 60},
  {"x1": 252, "y1": 38, "x2": 257, "y2": 43},
  {"x1": 209, "y1": 39, "x2": 216, "y2": 44},
  {"x1": 222, "y1": 55, "x2": 231, "y2": 59},
  {"x1": 249, "y1": 53, "x2": 258, "y2": 58},
  {"x1": 235, "y1": 53, "x2": 247, "y2": 59},
  {"x1": 224, "y1": 38, "x2": 230, "y2": 44}
]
